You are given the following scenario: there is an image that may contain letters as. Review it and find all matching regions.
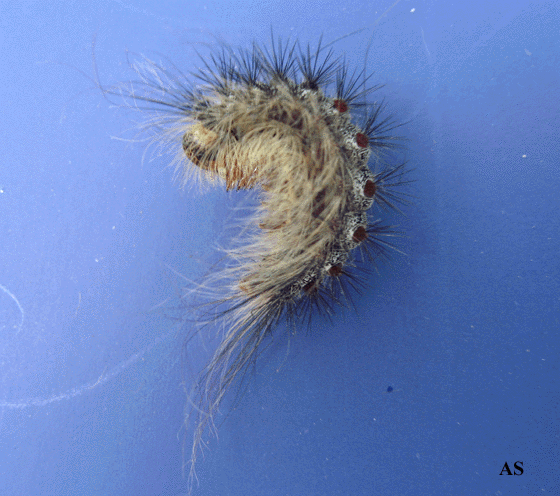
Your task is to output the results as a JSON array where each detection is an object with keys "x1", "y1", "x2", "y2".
[{"x1": 500, "y1": 461, "x2": 523, "y2": 475}]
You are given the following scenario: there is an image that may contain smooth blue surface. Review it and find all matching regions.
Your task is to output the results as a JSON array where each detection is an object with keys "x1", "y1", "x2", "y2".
[{"x1": 1, "y1": 1, "x2": 558, "y2": 495}]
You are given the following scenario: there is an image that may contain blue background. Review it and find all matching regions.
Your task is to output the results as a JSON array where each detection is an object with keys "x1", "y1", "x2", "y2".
[{"x1": 0, "y1": 1, "x2": 558, "y2": 495}]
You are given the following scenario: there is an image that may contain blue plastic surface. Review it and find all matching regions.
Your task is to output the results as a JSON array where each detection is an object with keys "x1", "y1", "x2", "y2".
[{"x1": 0, "y1": 1, "x2": 558, "y2": 495}]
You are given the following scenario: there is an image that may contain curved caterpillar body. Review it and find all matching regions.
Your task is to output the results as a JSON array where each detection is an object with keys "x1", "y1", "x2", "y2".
[{"x1": 110, "y1": 35, "x2": 410, "y2": 488}]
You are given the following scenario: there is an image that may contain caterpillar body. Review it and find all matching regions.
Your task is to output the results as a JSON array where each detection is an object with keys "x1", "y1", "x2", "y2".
[{"x1": 109, "y1": 35, "x2": 410, "y2": 488}]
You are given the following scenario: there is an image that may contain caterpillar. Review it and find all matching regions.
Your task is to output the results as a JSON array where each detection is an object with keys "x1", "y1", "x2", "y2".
[{"x1": 106, "y1": 33, "x2": 410, "y2": 490}]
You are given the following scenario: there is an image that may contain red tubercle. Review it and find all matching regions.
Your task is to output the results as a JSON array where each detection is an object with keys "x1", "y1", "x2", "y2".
[
  {"x1": 333, "y1": 99, "x2": 348, "y2": 113},
  {"x1": 356, "y1": 133, "x2": 369, "y2": 148},
  {"x1": 352, "y1": 226, "x2": 368, "y2": 243},
  {"x1": 302, "y1": 279, "x2": 318, "y2": 294},
  {"x1": 363, "y1": 179, "x2": 376, "y2": 198},
  {"x1": 328, "y1": 264, "x2": 343, "y2": 277}
]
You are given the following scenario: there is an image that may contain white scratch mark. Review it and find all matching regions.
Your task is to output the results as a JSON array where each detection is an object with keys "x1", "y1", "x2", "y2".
[{"x1": 0, "y1": 283, "x2": 24, "y2": 334}]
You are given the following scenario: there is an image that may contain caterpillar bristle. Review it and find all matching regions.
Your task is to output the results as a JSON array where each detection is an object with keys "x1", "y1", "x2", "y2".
[
  {"x1": 335, "y1": 63, "x2": 383, "y2": 111},
  {"x1": 105, "y1": 33, "x2": 412, "y2": 492},
  {"x1": 361, "y1": 220, "x2": 405, "y2": 262},
  {"x1": 363, "y1": 101, "x2": 406, "y2": 150},
  {"x1": 297, "y1": 36, "x2": 340, "y2": 90},
  {"x1": 259, "y1": 33, "x2": 298, "y2": 81},
  {"x1": 373, "y1": 162, "x2": 415, "y2": 213}
]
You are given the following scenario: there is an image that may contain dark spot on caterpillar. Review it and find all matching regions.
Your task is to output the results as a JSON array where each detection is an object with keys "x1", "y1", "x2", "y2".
[
  {"x1": 302, "y1": 279, "x2": 319, "y2": 294},
  {"x1": 268, "y1": 106, "x2": 303, "y2": 130},
  {"x1": 352, "y1": 226, "x2": 368, "y2": 243},
  {"x1": 328, "y1": 264, "x2": 344, "y2": 277},
  {"x1": 356, "y1": 132, "x2": 369, "y2": 148},
  {"x1": 301, "y1": 80, "x2": 320, "y2": 91},
  {"x1": 364, "y1": 179, "x2": 376, "y2": 198},
  {"x1": 333, "y1": 99, "x2": 348, "y2": 113},
  {"x1": 312, "y1": 188, "x2": 327, "y2": 218}
]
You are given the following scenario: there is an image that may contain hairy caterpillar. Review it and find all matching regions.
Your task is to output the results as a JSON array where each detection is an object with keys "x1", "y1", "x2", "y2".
[{"x1": 105, "y1": 33, "x2": 410, "y2": 490}]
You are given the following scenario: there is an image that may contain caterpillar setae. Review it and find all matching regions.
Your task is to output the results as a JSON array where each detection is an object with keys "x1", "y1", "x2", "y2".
[{"x1": 105, "y1": 32, "x2": 410, "y2": 490}]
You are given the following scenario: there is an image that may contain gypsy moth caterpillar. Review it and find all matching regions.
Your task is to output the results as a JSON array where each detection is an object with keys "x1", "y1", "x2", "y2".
[{"x1": 103, "y1": 31, "x2": 411, "y2": 491}]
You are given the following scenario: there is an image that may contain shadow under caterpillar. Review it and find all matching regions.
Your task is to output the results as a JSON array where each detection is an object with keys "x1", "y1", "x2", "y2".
[{"x1": 102, "y1": 32, "x2": 412, "y2": 491}]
